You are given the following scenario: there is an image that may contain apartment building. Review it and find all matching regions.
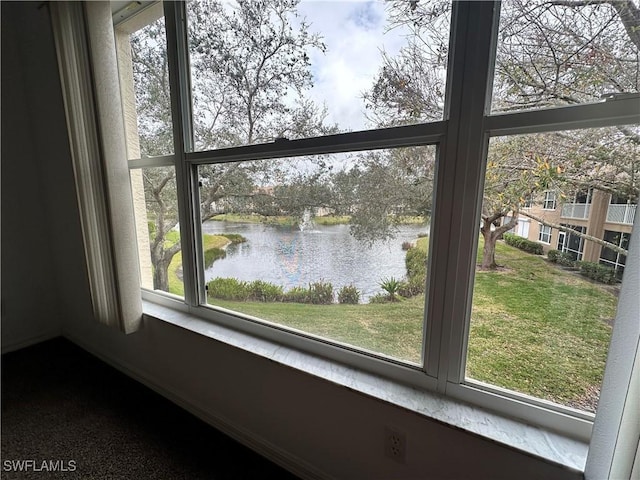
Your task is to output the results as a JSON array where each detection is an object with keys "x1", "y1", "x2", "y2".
[{"x1": 508, "y1": 188, "x2": 636, "y2": 277}]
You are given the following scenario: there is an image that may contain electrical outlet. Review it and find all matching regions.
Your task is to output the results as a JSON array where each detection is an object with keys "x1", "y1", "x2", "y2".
[{"x1": 384, "y1": 426, "x2": 407, "y2": 463}]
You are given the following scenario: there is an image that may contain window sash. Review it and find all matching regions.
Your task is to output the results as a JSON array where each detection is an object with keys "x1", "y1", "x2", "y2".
[{"x1": 123, "y1": 0, "x2": 640, "y2": 441}]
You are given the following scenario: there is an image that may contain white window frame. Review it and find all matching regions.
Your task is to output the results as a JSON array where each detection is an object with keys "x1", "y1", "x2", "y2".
[
  {"x1": 543, "y1": 191, "x2": 557, "y2": 210},
  {"x1": 117, "y1": 1, "x2": 640, "y2": 444},
  {"x1": 538, "y1": 224, "x2": 552, "y2": 244}
]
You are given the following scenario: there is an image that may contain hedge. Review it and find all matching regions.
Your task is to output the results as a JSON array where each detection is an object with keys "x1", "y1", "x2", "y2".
[
  {"x1": 206, "y1": 277, "x2": 335, "y2": 304},
  {"x1": 577, "y1": 261, "x2": 617, "y2": 285},
  {"x1": 503, "y1": 233, "x2": 544, "y2": 255}
]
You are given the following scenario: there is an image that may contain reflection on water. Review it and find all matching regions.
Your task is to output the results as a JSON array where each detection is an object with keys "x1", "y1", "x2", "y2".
[{"x1": 201, "y1": 221, "x2": 427, "y2": 300}]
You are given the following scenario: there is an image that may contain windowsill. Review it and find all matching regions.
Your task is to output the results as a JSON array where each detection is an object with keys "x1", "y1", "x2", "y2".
[{"x1": 142, "y1": 299, "x2": 589, "y2": 473}]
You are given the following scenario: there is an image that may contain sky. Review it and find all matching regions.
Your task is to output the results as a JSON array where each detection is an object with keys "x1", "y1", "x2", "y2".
[{"x1": 294, "y1": 1, "x2": 410, "y2": 131}]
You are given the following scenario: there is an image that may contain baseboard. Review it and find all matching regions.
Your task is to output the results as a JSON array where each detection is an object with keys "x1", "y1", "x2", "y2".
[
  {"x1": 1, "y1": 329, "x2": 62, "y2": 354},
  {"x1": 63, "y1": 331, "x2": 333, "y2": 480}
]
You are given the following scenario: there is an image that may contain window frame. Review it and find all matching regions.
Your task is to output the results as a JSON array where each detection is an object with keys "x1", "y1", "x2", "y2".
[
  {"x1": 543, "y1": 191, "x2": 557, "y2": 210},
  {"x1": 538, "y1": 224, "x2": 552, "y2": 244},
  {"x1": 119, "y1": 0, "x2": 640, "y2": 442}
]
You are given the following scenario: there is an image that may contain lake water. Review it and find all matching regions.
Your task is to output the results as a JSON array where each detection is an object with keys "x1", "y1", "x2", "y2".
[{"x1": 201, "y1": 221, "x2": 428, "y2": 300}]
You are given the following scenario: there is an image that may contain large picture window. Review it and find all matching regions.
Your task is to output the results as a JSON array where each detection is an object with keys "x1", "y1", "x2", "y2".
[{"x1": 114, "y1": 0, "x2": 638, "y2": 441}]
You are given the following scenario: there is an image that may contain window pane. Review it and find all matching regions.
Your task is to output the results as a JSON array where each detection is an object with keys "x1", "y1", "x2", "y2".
[
  {"x1": 131, "y1": 166, "x2": 184, "y2": 297},
  {"x1": 117, "y1": 7, "x2": 174, "y2": 159},
  {"x1": 199, "y1": 146, "x2": 436, "y2": 364},
  {"x1": 492, "y1": 0, "x2": 639, "y2": 113},
  {"x1": 186, "y1": 1, "x2": 451, "y2": 151},
  {"x1": 468, "y1": 126, "x2": 638, "y2": 413}
]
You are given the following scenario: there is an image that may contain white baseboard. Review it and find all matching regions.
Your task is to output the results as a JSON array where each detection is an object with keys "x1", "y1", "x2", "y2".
[
  {"x1": 1, "y1": 329, "x2": 61, "y2": 354},
  {"x1": 63, "y1": 332, "x2": 332, "y2": 480}
]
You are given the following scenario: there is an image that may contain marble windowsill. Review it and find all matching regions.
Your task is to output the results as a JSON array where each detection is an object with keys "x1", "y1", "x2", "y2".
[{"x1": 142, "y1": 300, "x2": 588, "y2": 473}]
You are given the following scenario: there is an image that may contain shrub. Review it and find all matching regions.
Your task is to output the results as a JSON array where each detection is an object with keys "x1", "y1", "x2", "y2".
[
  {"x1": 308, "y1": 281, "x2": 334, "y2": 304},
  {"x1": 248, "y1": 280, "x2": 284, "y2": 302},
  {"x1": 405, "y1": 247, "x2": 427, "y2": 281},
  {"x1": 578, "y1": 262, "x2": 617, "y2": 284},
  {"x1": 503, "y1": 233, "x2": 544, "y2": 255},
  {"x1": 207, "y1": 277, "x2": 249, "y2": 301},
  {"x1": 338, "y1": 285, "x2": 360, "y2": 304},
  {"x1": 398, "y1": 277, "x2": 425, "y2": 297},
  {"x1": 556, "y1": 252, "x2": 577, "y2": 267},
  {"x1": 284, "y1": 286, "x2": 310, "y2": 303},
  {"x1": 368, "y1": 293, "x2": 391, "y2": 304},
  {"x1": 547, "y1": 249, "x2": 560, "y2": 263},
  {"x1": 221, "y1": 233, "x2": 247, "y2": 244},
  {"x1": 203, "y1": 247, "x2": 226, "y2": 268},
  {"x1": 380, "y1": 277, "x2": 402, "y2": 301},
  {"x1": 401, "y1": 241, "x2": 414, "y2": 251}
]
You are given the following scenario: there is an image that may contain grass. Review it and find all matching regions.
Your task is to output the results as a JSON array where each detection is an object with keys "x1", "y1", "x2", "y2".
[
  {"x1": 314, "y1": 215, "x2": 351, "y2": 225},
  {"x1": 467, "y1": 239, "x2": 614, "y2": 407},
  {"x1": 206, "y1": 235, "x2": 615, "y2": 410},
  {"x1": 416, "y1": 236, "x2": 429, "y2": 251},
  {"x1": 167, "y1": 234, "x2": 233, "y2": 296},
  {"x1": 212, "y1": 296, "x2": 426, "y2": 363},
  {"x1": 210, "y1": 213, "x2": 297, "y2": 226}
]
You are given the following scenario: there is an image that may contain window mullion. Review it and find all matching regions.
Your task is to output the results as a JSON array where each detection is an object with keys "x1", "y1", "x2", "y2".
[
  {"x1": 428, "y1": 1, "x2": 501, "y2": 391},
  {"x1": 164, "y1": 1, "x2": 202, "y2": 307}
]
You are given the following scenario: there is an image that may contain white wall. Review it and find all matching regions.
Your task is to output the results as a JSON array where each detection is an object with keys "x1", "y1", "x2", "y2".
[{"x1": 1, "y1": 3, "x2": 584, "y2": 479}]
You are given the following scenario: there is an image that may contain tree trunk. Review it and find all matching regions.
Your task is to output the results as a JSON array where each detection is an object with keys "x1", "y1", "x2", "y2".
[
  {"x1": 149, "y1": 238, "x2": 181, "y2": 292},
  {"x1": 481, "y1": 226, "x2": 499, "y2": 270},
  {"x1": 153, "y1": 259, "x2": 171, "y2": 292},
  {"x1": 480, "y1": 212, "x2": 519, "y2": 270}
]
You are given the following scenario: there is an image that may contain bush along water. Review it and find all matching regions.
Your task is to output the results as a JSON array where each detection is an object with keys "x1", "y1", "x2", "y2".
[
  {"x1": 207, "y1": 278, "x2": 335, "y2": 304},
  {"x1": 379, "y1": 277, "x2": 402, "y2": 302},
  {"x1": 338, "y1": 285, "x2": 360, "y2": 304}
]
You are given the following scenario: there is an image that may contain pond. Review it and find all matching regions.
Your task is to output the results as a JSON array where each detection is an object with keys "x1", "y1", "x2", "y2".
[{"x1": 201, "y1": 221, "x2": 428, "y2": 300}]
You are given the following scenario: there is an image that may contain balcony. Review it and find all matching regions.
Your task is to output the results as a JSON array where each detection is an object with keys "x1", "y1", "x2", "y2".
[
  {"x1": 606, "y1": 203, "x2": 637, "y2": 225},
  {"x1": 561, "y1": 203, "x2": 590, "y2": 220}
]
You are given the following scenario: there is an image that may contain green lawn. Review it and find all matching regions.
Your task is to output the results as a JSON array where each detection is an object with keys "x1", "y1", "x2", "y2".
[
  {"x1": 205, "y1": 237, "x2": 615, "y2": 411},
  {"x1": 167, "y1": 233, "x2": 231, "y2": 296},
  {"x1": 468, "y1": 239, "x2": 614, "y2": 407}
]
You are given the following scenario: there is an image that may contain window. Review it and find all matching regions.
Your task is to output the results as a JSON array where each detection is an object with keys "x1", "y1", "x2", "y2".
[
  {"x1": 558, "y1": 223, "x2": 587, "y2": 261},
  {"x1": 112, "y1": 0, "x2": 638, "y2": 441},
  {"x1": 543, "y1": 191, "x2": 556, "y2": 210},
  {"x1": 200, "y1": 147, "x2": 435, "y2": 364},
  {"x1": 600, "y1": 230, "x2": 631, "y2": 279},
  {"x1": 538, "y1": 224, "x2": 552, "y2": 244}
]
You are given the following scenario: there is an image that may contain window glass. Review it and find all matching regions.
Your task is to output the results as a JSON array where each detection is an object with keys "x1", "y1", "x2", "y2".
[
  {"x1": 492, "y1": 0, "x2": 639, "y2": 113},
  {"x1": 199, "y1": 146, "x2": 436, "y2": 364},
  {"x1": 468, "y1": 126, "x2": 637, "y2": 413},
  {"x1": 600, "y1": 230, "x2": 631, "y2": 279},
  {"x1": 119, "y1": 11, "x2": 174, "y2": 159},
  {"x1": 186, "y1": 1, "x2": 451, "y2": 151},
  {"x1": 538, "y1": 224, "x2": 552, "y2": 243},
  {"x1": 131, "y1": 166, "x2": 184, "y2": 297},
  {"x1": 543, "y1": 192, "x2": 556, "y2": 210}
]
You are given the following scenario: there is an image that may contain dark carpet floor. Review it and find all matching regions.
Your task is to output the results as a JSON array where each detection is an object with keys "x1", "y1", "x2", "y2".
[{"x1": 1, "y1": 337, "x2": 300, "y2": 479}]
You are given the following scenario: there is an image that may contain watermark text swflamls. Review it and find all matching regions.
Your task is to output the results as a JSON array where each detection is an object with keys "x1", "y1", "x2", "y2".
[{"x1": 2, "y1": 459, "x2": 77, "y2": 473}]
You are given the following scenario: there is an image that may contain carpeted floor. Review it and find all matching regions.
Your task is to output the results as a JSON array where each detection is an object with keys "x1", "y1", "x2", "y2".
[{"x1": 1, "y1": 338, "x2": 300, "y2": 479}]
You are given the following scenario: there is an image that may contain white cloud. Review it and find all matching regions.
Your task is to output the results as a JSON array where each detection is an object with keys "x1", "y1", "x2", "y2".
[{"x1": 296, "y1": 1, "x2": 410, "y2": 131}]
